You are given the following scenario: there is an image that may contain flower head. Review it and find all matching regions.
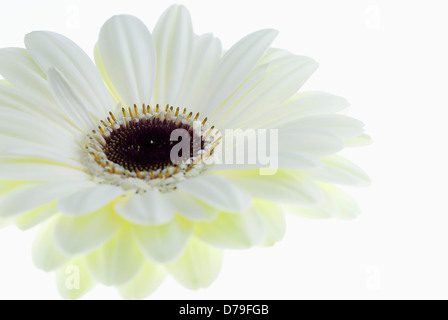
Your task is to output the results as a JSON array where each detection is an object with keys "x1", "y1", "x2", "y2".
[{"x1": 0, "y1": 5, "x2": 370, "y2": 299}]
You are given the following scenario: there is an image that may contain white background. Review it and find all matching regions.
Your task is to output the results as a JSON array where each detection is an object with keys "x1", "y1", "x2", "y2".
[{"x1": 0, "y1": 0, "x2": 447, "y2": 300}]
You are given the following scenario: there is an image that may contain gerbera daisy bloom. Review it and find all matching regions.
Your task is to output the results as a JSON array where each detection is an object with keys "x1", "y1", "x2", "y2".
[{"x1": 0, "y1": 5, "x2": 370, "y2": 299}]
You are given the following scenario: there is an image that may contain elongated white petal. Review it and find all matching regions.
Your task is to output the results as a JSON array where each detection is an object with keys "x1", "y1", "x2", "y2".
[
  {"x1": 94, "y1": 45, "x2": 122, "y2": 105},
  {"x1": 277, "y1": 151, "x2": 322, "y2": 170},
  {"x1": 288, "y1": 115, "x2": 365, "y2": 140},
  {"x1": 209, "y1": 64, "x2": 268, "y2": 124},
  {"x1": 322, "y1": 184, "x2": 361, "y2": 220},
  {"x1": 133, "y1": 216, "x2": 193, "y2": 263},
  {"x1": 210, "y1": 151, "x2": 320, "y2": 171},
  {"x1": 25, "y1": 31, "x2": 112, "y2": 117},
  {"x1": 345, "y1": 134, "x2": 373, "y2": 147},
  {"x1": 258, "y1": 48, "x2": 292, "y2": 65},
  {"x1": 195, "y1": 209, "x2": 265, "y2": 249},
  {"x1": 267, "y1": 91, "x2": 351, "y2": 128},
  {"x1": 167, "y1": 237, "x2": 223, "y2": 290},
  {"x1": 0, "y1": 180, "x2": 25, "y2": 194},
  {"x1": 0, "y1": 159, "x2": 89, "y2": 181},
  {"x1": 152, "y1": 5, "x2": 193, "y2": 106},
  {"x1": 310, "y1": 155, "x2": 371, "y2": 187},
  {"x1": 0, "y1": 84, "x2": 77, "y2": 135},
  {"x1": 58, "y1": 184, "x2": 126, "y2": 216},
  {"x1": 118, "y1": 262, "x2": 166, "y2": 300},
  {"x1": 178, "y1": 34, "x2": 222, "y2": 110},
  {"x1": 32, "y1": 219, "x2": 69, "y2": 272},
  {"x1": 47, "y1": 68, "x2": 98, "y2": 131},
  {"x1": 98, "y1": 15, "x2": 157, "y2": 107},
  {"x1": 0, "y1": 107, "x2": 79, "y2": 153},
  {"x1": 199, "y1": 29, "x2": 278, "y2": 115},
  {"x1": 254, "y1": 200, "x2": 286, "y2": 246},
  {"x1": 167, "y1": 191, "x2": 218, "y2": 222},
  {"x1": 0, "y1": 181, "x2": 92, "y2": 218},
  {"x1": 177, "y1": 175, "x2": 252, "y2": 213},
  {"x1": 288, "y1": 183, "x2": 361, "y2": 220},
  {"x1": 260, "y1": 91, "x2": 350, "y2": 129},
  {"x1": 15, "y1": 202, "x2": 58, "y2": 230},
  {"x1": 221, "y1": 170, "x2": 323, "y2": 207},
  {"x1": 0, "y1": 146, "x2": 82, "y2": 168},
  {"x1": 55, "y1": 257, "x2": 96, "y2": 300},
  {"x1": 54, "y1": 205, "x2": 122, "y2": 255},
  {"x1": 279, "y1": 128, "x2": 344, "y2": 157},
  {"x1": 0, "y1": 48, "x2": 54, "y2": 102},
  {"x1": 285, "y1": 202, "x2": 333, "y2": 220},
  {"x1": 114, "y1": 191, "x2": 176, "y2": 225},
  {"x1": 221, "y1": 56, "x2": 319, "y2": 128},
  {"x1": 86, "y1": 226, "x2": 145, "y2": 286}
]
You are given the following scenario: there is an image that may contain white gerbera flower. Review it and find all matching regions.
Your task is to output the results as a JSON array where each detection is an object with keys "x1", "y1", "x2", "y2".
[{"x1": 0, "y1": 5, "x2": 370, "y2": 299}]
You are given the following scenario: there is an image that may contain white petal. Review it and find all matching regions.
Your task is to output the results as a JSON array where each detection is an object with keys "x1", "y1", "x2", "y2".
[
  {"x1": 54, "y1": 205, "x2": 123, "y2": 255},
  {"x1": 209, "y1": 63, "x2": 268, "y2": 124},
  {"x1": 220, "y1": 55, "x2": 319, "y2": 129},
  {"x1": 322, "y1": 184, "x2": 361, "y2": 220},
  {"x1": 114, "y1": 191, "x2": 176, "y2": 225},
  {"x1": 167, "y1": 237, "x2": 223, "y2": 290},
  {"x1": 15, "y1": 202, "x2": 58, "y2": 230},
  {"x1": 288, "y1": 183, "x2": 361, "y2": 220},
  {"x1": 0, "y1": 180, "x2": 25, "y2": 194},
  {"x1": 118, "y1": 261, "x2": 166, "y2": 300},
  {"x1": 261, "y1": 91, "x2": 351, "y2": 130},
  {"x1": 210, "y1": 151, "x2": 320, "y2": 171},
  {"x1": 133, "y1": 216, "x2": 193, "y2": 263},
  {"x1": 285, "y1": 202, "x2": 332, "y2": 220},
  {"x1": 168, "y1": 191, "x2": 218, "y2": 222},
  {"x1": 0, "y1": 181, "x2": 92, "y2": 218},
  {"x1": 25, "y1": 31, "x2": 112, "y2": 117},
  {"x1": 195, "y1": 209, "x2": 265, "y2": 249},
  {"x1": 55, "y1": 257, "x2": 96, "y2": 300},
  {"x1": 199, "y1": 29, "x2": 278, "y2": 115},
  {"x1": 258, "y1": 48, "x2": 292, "y2": 65},
  {"x1": 221, "y1": 170, "x2": 323, "y2": 207},
  {"x1": 47, "y1": 68, "x2": 98, "y2": 131},
  {"x1": 32, "y1": 219, "x2": 69, "y2": 272},
  {"x1": 98, "y1": 15, "x2": 157, "y2": 107},
  {"x1": 345, "y1": 134, "x2": 373, "y2": 147},
  {"x1": 178, "y1": 34, "x2": 222, "y2": 110},
  {"x1": 277, "y1": 151, "x2": 322, "y2": 170},
  {"x1": 58, "y1": 184, "x2": 126, "y2": 216},
  {"x1": 152, "y1": 5, "x2": 193, "y2": 106},
  {"x1": 310, "y1": 155, "x2": 371, "y2": 187},
  {"x1": 86, "y1": 226, "x2": 145, "y2": 286},
  {"x1": 0, "y1": 107, "x2": 79, "y2": 153},
  {"x1": 279, "y1": 128, "x2": 344, "y2": 157},
  {"x1": 254, "y1": 200, "x2": 286, "y2": 246},
  {"x1": 0, "y1": 159, "x2": 89, "y2": 181},
  {"x1": 0, "y1": 48, "x2": 54, "y2": 102},
  {"x1": 0, "y1": 84, "x2": 77, "y2": 135},
  {"x1": 94, "y1": 45, "x2": 122, "y2": 104},
  {"x1": 288, "y1": 115, "x2": 365, "y2": 140},
  {"x1": 0, "y1": 146, "x2": 83, "y2": 168},
  {"x1": 177, "y1": 174, "x2": 252, "y2": 213}
]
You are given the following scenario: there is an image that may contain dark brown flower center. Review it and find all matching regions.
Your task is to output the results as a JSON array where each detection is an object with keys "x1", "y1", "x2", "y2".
[{"x1": 104, "y1": 116, "x2": 203, "y2": 172}]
